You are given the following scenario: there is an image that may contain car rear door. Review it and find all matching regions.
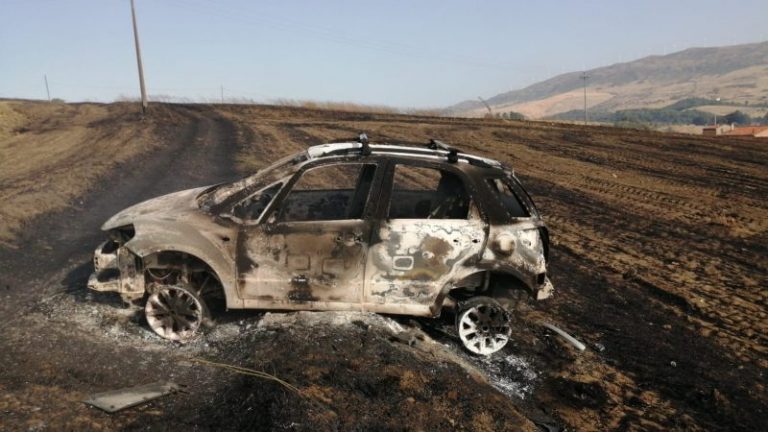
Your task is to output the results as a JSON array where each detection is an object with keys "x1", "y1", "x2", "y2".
[{"x1": 364, "y1": 162, "x2": 485, "y2": 314}]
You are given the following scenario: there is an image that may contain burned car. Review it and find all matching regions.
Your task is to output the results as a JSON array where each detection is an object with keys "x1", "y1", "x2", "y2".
[{"x1": 89, "y1": 137, "x2": 553, "y2": 355}]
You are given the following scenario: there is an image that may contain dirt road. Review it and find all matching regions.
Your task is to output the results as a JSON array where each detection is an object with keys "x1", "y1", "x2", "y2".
[
  {"x1": 0, "y1": 101, "x2": 766, "y2": 431},
  {"x1": 0, "y1": 103, "x2": 254, "y2": 430}
]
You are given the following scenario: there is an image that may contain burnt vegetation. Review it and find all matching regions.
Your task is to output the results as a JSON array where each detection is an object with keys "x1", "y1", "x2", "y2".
[{"x1": 0, "y1": 101, "x2": 766, "y2": 431}]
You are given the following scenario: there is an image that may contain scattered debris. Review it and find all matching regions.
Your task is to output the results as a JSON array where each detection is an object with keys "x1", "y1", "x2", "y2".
[
  {"x1": 541, "y1": 322, "x2": 586, "y2": 352},
  {"x1": 84, "y1": 381, "x2": 180, "y2": 413}
]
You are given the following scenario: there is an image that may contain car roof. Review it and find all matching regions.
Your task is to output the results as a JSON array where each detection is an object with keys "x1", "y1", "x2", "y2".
[{"x1": 305, "y1": 141, "x2": 507, "y2": 171}]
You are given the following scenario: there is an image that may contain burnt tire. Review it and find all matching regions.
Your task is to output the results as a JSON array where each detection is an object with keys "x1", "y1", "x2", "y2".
[
  {"x1": 456, "y1": 296, "x2": 512, "y2": 355},
  {"x1": 145, "y1": 284, "x2": 209, "y2": 342}
]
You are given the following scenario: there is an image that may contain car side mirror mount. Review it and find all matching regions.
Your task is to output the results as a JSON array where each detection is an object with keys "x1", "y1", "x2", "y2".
[{"x1": 219, "y1": 212, "x2": 243, "y2": 224}]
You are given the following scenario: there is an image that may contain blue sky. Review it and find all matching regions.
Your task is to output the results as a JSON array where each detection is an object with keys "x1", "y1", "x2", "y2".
[{"x1": 1, "y1": 0, "x2": 766, "y2": 108}]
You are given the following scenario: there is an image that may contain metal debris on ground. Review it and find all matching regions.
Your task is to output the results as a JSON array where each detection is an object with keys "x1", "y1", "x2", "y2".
[
  {"x1": 190, "y1": 357, "x2": 301, "y2": 394},
  {"x1": 84, "y1": 381, "x2": 180, "y2": 413},
  {"x1": 541, "y1": 322, "x2": 587, "y2": 352}
]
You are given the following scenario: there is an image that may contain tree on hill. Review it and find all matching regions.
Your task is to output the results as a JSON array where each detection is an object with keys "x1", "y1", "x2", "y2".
[
  {"x1": 504, "y1": 111, "x2": 526, "y2": 120},
  {"x1": 722, "y1": 110, "x2": 751, "y2": 125},
  {"x1": 664, "y1": 97, "x2": 722, "y2": 111}
]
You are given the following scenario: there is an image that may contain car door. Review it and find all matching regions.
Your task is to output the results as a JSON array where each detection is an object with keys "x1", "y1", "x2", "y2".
[
  {"x1": 365, "y1": 162, "x2": 485, "y2": 313},
  {"x1": 237, "y1": 161, "x2": 380, "y2": 309}
]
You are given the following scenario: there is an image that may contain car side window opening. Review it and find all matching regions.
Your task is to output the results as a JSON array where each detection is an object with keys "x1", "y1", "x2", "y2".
[
  {"x1": 487, "y1": 178, "x2": 529, "y2": 218},
  {"x1": 232, "y1": 182, "x2": 282, "y2": 221},
  {"x1": 277, "y1": 163, "x2": 377, "y2": 222},
  {"x1": 388, "y1": 165, "x2": 471, "y2": 219}
]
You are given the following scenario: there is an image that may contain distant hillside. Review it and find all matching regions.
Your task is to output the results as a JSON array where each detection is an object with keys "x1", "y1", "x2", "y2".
[{"x1": 449, "y1": 41, "x2": 768, "y2": 119}]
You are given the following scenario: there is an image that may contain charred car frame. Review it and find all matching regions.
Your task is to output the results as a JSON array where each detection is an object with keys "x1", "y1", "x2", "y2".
[{"x1": 89, "y1": 137, "x2": 553, "y2": 355}]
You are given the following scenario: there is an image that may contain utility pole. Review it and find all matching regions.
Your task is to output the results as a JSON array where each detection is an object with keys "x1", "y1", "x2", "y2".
[
  {"x1": 580, "y1": 72, "x2": 589, "y2": 124},
  {"x1": 477, "y1": 96, "x2": 493, "y2": 118},
  {"x1": 713, "y1": 97, "x2": 721, "y2": 126},
  {"x1": 44, "y1": 74, "x2": 51, "y2": 102},
  {"x1": 130, "y1": 0, "x2": 148, "y2": 114}
]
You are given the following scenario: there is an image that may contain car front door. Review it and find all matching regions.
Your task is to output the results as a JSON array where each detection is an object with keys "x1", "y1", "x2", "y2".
[
  {"x1": 365, "y1": 163, "x2": 485, "y2": 314},
  {"x1": 237, "y1": 162, "x2": 380, "y2": 309}
]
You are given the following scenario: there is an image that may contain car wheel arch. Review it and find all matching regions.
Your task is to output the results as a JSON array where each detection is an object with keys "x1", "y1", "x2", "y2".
[
  {"x1": 431, "y1": 270, "x2": 533, "y2": 315},
  {"x1": 138, "y1": 249, "x2": 240, "y2": 310}
]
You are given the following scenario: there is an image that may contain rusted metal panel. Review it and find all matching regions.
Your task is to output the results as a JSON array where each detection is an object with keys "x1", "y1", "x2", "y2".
[
  {"x1": 366, "y1": 219, "x2": 485, "y2": 306},
  {"x1": 480, "y1": 223, "x2": 552, "y2": 298},
  {"x1": 238, "y1": 220, "x2": 370, "y2": 307},
  {"x1": 84, "y1": 382, "x2": 180, "y2": 413}
]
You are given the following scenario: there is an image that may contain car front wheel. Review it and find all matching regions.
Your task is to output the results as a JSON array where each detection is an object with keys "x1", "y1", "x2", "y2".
[
  {"x1": 456, "y1": 296, "x2": 512, "y2": 355},
  {"x1": 145, "y1": 284, "x2": 208, "y2": 342}
]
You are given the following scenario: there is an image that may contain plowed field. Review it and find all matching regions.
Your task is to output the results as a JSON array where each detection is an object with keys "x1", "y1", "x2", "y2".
[{"x1": 0, "y1": 101, "x2": 765, "y2": 431}]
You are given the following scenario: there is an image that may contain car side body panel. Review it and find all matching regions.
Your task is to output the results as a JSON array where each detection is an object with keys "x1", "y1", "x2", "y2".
[
  {"x1": 89, "y1": 141, "x2": 553, "y2": 320},
  {"x1": 124, "y1": 219, "x2": 241, "y2": 308}
]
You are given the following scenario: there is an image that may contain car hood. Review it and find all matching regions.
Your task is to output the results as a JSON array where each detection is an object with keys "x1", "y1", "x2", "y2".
[{"x1": 102, "y1": 186, "x2": 210, "y2": 231}]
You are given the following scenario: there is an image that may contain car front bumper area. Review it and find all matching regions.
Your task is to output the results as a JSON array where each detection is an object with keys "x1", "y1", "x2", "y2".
[{"x1": 87, "y1": 240, "x2": 144, "y2": 301}]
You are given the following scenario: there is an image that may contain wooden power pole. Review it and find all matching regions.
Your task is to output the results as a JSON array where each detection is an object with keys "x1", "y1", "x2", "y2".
[
  {"x1": 580, "y1": 72, "x2": 589, "y2": 124},
  {"x1": 44, "y1": 74, "x2": 51, "y2": 101},
  {"x1": 477, "y1": 96, "x2": 493, "y2": 118},
  {"x1": 130, "y1": 0, "x2": 148, "y2": 114}
]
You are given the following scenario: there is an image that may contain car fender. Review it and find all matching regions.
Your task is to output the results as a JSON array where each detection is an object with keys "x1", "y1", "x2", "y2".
[{"x1": 123, "y1": 219, "x2": 242, "y2": 308}]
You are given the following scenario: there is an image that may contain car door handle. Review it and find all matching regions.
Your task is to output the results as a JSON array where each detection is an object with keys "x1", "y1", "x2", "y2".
[
  {"x1": 393, "y1": 256, "x2": 414, "y2": 271},
  {"x1": 335, "y1": 232, "x2": 363, "y2": 245}
]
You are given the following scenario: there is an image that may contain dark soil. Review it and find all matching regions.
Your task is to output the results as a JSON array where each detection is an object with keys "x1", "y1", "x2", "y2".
[{"x1": 1, "y1": 102, "x2": 766, "y2": 431}]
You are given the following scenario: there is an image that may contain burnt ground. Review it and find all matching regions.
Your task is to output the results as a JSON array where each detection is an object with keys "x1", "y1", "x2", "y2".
[{"x1": 0, "y1": 101, "x2": 766, "y2": 431}]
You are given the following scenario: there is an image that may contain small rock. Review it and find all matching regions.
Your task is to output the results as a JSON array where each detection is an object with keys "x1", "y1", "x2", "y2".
[
  {"x1": 622, "y1": 268, "x2": 637, "y2": 280},
  {"x1": 670, "y1": 361, "x2": 677, "y2": 367}
]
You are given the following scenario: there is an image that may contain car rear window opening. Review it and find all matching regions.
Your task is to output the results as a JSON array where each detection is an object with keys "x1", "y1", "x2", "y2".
[{"x1": 487, "y1": 178, "x2": 529, "y2": 218}]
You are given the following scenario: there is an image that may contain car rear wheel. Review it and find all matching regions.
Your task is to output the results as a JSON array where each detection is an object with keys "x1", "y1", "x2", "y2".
[
  {"x1": 456, "y1": 296, "x2": 512, "y2": 355},
  {"x1": 145, "y1": 284, "x2": 208, "y2": 342}
]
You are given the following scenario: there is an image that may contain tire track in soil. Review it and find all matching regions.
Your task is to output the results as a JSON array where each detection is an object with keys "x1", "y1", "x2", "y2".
[
  {"x1": 527, "y1": 178, "x2": 766, "y2": 353},
  {"x1": 0, "y1": 104, "x2": 242, "y2": 318},
  {"x1": 494, "y1": 130, "x2": 768, "y2": 202},
  {"x1": 0, "y1": 104, "x2": 262, "y2": 432},
  {"x1": 548, "y1": 249, "x2": 768, "y2": 431}
]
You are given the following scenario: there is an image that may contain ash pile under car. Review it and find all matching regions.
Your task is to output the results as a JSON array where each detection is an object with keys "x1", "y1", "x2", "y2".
[{"x1": 89, "y1": 136, "x2": 553, "y2": 355}]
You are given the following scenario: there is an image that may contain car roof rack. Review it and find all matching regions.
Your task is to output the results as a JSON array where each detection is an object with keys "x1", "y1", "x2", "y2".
[
  {"x1": 307, "y1": 137, "x2": 503, "y2": 170},
  {"x1": 427, "y1": 139, "x2": 458, "y2": 163},
  {"x1": 358, "y1": 132, "x2": 371, "y2": 155}
]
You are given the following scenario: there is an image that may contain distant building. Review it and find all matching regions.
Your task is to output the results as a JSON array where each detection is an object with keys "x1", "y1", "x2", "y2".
[
  {"x1": 723, "y1": 126, "x2": 768, "y2": 138},
  {"x1": 702, "y1": 124, "x2": 731, "y2": 136}
]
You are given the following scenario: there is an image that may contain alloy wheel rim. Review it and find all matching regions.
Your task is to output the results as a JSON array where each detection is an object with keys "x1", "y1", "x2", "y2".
[
  {"x1": 145, "y1": 286, "x2": 203, "y2": 341},
  {"x1": 458, "y1": 303, "x2": 511, "y2": 355}
]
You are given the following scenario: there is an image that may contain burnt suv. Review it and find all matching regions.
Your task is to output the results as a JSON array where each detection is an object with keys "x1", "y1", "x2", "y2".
[{"x1": 89, "y1": 137, "x2": 553, "y2": 355}]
